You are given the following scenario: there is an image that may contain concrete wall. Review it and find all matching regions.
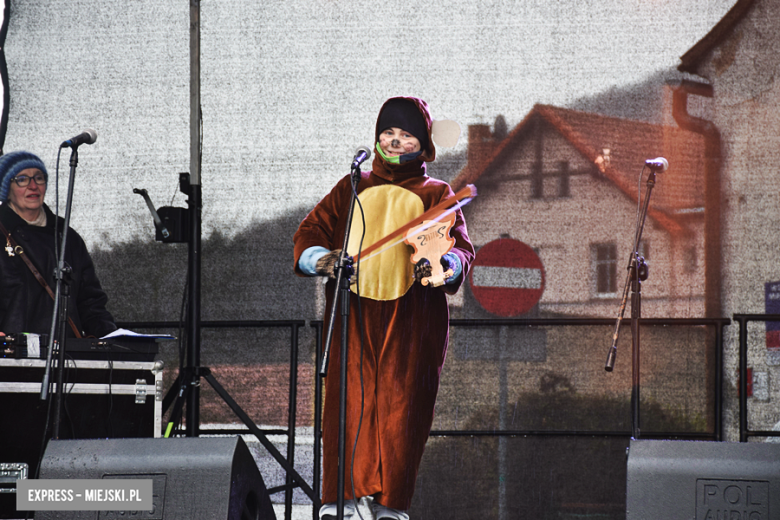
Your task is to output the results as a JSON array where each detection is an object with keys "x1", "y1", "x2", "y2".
[{"x1": 684, "y1": 0, "x2": 780, "y2": 440}]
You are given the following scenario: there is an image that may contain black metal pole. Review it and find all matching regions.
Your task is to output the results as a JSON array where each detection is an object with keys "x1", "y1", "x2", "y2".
[
  {"x1": 628, "y1": 172, "x2": 655, "y2": 439},
  {"x1": 715, "y1": 320, "x2": 725, "y2": 441},
  {"x1": 185, "y1": 0, "x2": 202, "y2": 437},
  {"x1": 51, "y1": 271, "x2": 71, "y2": 439},
  {"x1": 606, "y1": 171, "x2": 656, "y2": 372},
  {"x1": 605, "y1": 169, "x2": 657, "y2": 441},
  {"x1": 739, "y1": 316, "x2": 748, "y2": 442},
  {"x1": 285, "y1": 324, "x2": 300, "y2": 520},
  {"x1": 336, "y1": 274, "x2": 350, "y2": 520},
  {"x1": 48, "y1": 149, "x2": 80, "y2": 438},
  {"x1": 186, "y1": 183, "x2": 201, "y2": 436},
  {"x1": 313, "y1": 322, "x2": 324, "y2": 520},
  {"x1": 630, "y1": 257, "x2": 641, "y2": 440},
  {"x1": 319, "y1": 165, "x2": 362, "y2": 520}
]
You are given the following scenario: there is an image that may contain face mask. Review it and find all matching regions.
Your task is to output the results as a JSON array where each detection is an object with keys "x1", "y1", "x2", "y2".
[
  {"x1": 375, "y1": 142, "x2": 423, "y2": 164},
  {"x1": 376, "y1": 142, "x2": 400, "y2": 164}
]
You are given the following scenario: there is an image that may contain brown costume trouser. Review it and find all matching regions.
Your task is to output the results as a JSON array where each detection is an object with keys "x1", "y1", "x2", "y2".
[{"x1": 321, "y1": 285, "x2": 449, "y2": 511}]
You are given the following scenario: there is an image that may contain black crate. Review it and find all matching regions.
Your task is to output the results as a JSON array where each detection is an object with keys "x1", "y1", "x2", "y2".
[{"x1": 0, "y1": 358, "x2": 163, "y2": 518}]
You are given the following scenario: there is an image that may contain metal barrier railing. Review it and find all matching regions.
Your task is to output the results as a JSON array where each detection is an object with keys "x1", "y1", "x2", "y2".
[
  {"x1": 436, "y1": 318, "x2": 730, "y2": 441},
  {"x1": 116, "y1": 319, "x2": 307, "y2": 520},
  {"x1": 311, "y1": 317, "x2": 729, "y2": 493},
  {"x1": 732, "y1": 314, "x2": 780, "y2": 442},
  {"x1": 120, "y1": 316, "x2": 730, "y2": 520}
]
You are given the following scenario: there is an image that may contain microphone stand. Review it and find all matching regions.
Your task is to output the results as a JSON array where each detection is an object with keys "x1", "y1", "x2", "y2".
[
  {"x1": 604, "y1": 168, "x2": 656, "y2": 440},
  {"x1": 40, "y1": 147, "x2": 81, "y2": 440},
  {"x1": 319, "y1": 163, "x2": 361, "y2": 520}
]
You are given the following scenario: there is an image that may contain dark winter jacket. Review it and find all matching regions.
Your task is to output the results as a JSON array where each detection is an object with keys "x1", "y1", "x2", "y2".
[{"x1": 0, "y1": 203, "x2": 116, "y2": 338}]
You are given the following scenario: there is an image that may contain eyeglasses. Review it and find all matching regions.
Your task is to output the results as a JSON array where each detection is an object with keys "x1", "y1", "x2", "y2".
[{"x1": 12, "y1": 173, "x2": 47, "y2": 188}]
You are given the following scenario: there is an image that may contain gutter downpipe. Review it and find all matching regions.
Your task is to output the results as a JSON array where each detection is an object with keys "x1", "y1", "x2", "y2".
[{"x1": 672, "y1": 79, "x2": 723, "y2": 440}]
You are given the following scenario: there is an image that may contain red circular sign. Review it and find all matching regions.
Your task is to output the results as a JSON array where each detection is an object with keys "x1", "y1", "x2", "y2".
[{"x1": 469, "y1": 238, "x2": 545, "y2": 317}]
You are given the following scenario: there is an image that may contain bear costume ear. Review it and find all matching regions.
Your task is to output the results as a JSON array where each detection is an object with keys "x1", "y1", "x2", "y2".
[{"x1": 431, "y1": 120, "x2": 461, "y2": 148}]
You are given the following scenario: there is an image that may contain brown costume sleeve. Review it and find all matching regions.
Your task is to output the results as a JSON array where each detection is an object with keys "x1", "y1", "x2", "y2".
[
  {"x1": 432, "y1": 182, "x2": 475, "y2": 295},
  {"x1": 292, "y1": 174, "x2": 353, "y2": 277}
]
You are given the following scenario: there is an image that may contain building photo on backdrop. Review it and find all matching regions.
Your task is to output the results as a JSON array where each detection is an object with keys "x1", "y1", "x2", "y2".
[{"x1": 1, "y1": 0, "x2": 779, "y2": 518}]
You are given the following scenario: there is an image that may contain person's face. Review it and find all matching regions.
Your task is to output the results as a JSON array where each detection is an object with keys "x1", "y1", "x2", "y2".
[
  {"x1": 7, "y1": 168, "x2": 46, "y2": 214},
  {"x1": 378, "y1": 127, "x2": 421, "y2": 157}
]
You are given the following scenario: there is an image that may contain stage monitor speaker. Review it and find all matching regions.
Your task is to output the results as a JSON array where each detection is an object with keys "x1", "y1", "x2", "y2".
[
  {"x1": 627, "y1": 439, "x2": 780, "y2": 520},
  {"x1": 34, "y1": 436, "x2": 276, "y2": 520}
]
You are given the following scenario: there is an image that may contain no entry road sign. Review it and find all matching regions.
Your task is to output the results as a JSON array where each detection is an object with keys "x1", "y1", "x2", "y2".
[{"x1": 469, "y1": 238, "x2": 545, "y2": 317}]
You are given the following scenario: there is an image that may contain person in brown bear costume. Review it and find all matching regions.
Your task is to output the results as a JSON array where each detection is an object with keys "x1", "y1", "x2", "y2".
[{"x1": 294, "y1": 96, "x2": 473, "y2": 520}]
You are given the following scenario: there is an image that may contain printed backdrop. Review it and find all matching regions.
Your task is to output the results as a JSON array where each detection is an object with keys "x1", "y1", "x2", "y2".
[{"x1": 4, "y1": 3, "x2": 780, "y2": 513}]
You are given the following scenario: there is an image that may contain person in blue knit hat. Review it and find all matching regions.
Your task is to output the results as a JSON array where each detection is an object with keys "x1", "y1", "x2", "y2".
[
  {"x1": 0, "y1": 151, "x2": 49, "y2": 207},
  {"x1": 0, "y1": 150, "x2": 116, "y2": 338}
]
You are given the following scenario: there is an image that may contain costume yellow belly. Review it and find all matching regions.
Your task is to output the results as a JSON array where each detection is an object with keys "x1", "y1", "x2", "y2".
[{"x1": 346, "y1": 185, "x2": 423, "y2": 301}]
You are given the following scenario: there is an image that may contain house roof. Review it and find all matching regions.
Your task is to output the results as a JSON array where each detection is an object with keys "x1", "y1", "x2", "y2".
[
  {"x1": 451, "y1": 104, "x2": 708, "y2": 236},
  {"x1": 678, "y1": 0, "x2": 756, "y2": 74}
]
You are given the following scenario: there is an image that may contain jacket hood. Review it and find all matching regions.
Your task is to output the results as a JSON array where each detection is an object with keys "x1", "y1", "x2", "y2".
[
  {"x1": 374, "y1": 96, "x2": 436, "y2": 163},
  {"x1": 371, "y1": 96, "x2": 436, "y2": 183}
]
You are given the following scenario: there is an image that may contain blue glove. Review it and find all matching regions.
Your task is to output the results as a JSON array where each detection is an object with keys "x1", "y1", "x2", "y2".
[
  {"x1": 299, "y1": 246, "x2": 330, "y2": 276},
  {"x1": 441, "y1": 252, "x2": 462, "y2": 285}
]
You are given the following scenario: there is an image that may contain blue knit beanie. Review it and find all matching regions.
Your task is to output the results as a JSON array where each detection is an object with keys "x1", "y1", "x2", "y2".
[{"x1": 0, "y1": 151, "x2": 48, "y2": 202}]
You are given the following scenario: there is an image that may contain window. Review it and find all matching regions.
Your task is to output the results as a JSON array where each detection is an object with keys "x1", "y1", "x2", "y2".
[{"x1": 593, "y1": 243, "x2": 618, "y2": 295}]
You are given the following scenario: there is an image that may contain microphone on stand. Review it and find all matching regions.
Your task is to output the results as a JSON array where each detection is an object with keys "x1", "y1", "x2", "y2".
[
  {"x1": 644, "y1": 157, "x2": 668, "y2": 172},
  {"x1": 60, "y1": 129, "x2": 98, "y2": 149},
  {"x1": 351, "y1": 146, "x2": 371, "y2": 169}
]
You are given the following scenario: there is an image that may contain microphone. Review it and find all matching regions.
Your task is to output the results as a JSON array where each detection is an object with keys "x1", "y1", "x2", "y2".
[
  {"x1": 644, "y1": 157, "x2": 668, "y2": 172},
  {"x1": 60, "y1": 129, "x2": 98, "y2": 148},
  {"x1": 351, "y1": 146, "x2": 371, "y2": 169}
]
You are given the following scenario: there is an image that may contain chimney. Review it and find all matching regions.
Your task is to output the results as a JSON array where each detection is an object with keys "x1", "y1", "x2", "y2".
[
  {"x1": 467, "y1": 124, "x2": 497, "y2": 174},
  {"x1": 662, "y1": 84, "x2": 676, "y2": 127}
]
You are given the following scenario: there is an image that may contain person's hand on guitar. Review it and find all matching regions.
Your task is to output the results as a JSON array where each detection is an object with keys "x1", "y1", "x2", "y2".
[{"x1": 414, "y1": 253, "x2": 461, "y2": 286}]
